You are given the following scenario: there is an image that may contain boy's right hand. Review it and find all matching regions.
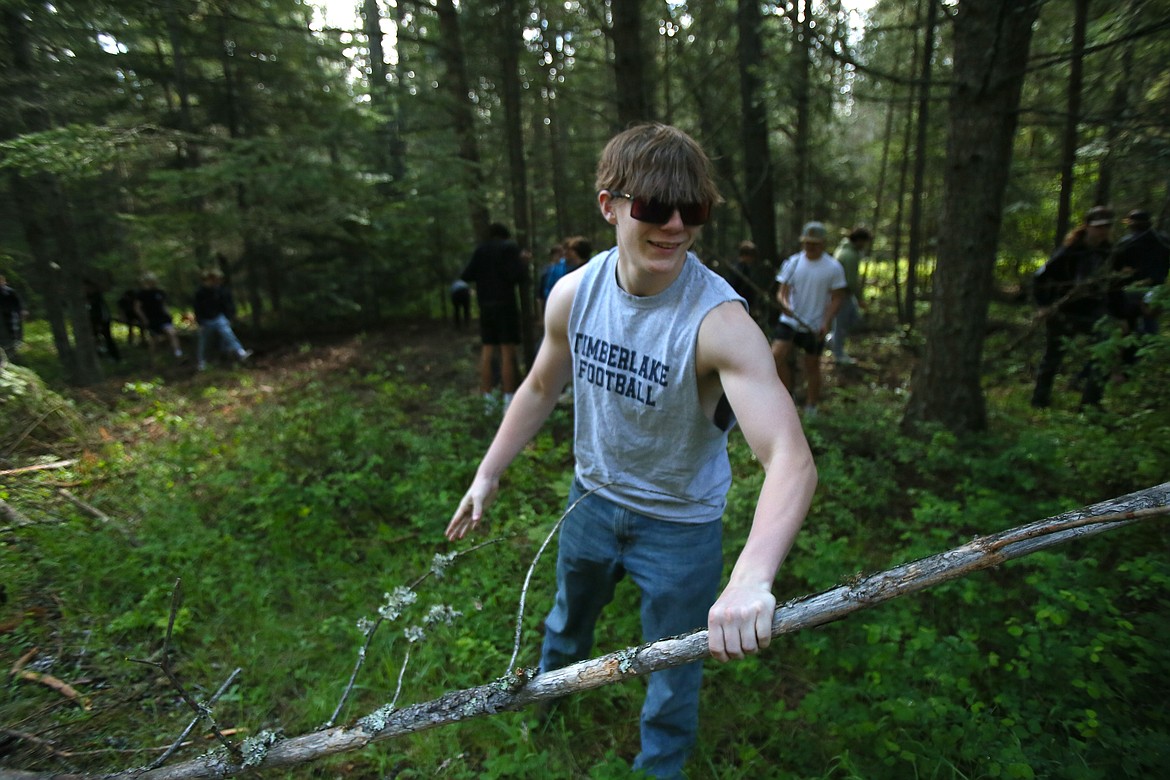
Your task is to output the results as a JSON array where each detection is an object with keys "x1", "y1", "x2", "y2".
[{"x1": 445, "y1": 476, "x2": 499, "y2": 541}]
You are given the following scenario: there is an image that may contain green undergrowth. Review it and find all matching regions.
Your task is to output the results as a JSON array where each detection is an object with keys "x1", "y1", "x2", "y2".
[{"x1": 2, "y1": 321, "x2": 1168, "y2": 779}]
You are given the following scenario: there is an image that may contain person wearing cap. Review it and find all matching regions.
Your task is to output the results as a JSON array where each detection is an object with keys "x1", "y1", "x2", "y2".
[
  {"x1": 1030, "y1": 205, "x2": 1114, "y2": 408},
  {"x1": 830, "y1": 227, "x2": 874, "y2": 365},
  {"x1": 1109, "y1": 208, "x2": 1169, "y2": 338},
  {"x1": 771, "y1": 221, "x2": 848, "y2": 416},
  {"x1": 135, "y1": 272, "x2": 184, "y2": 359},
  {"x1": 193, "y1": 267, "x2": 252, "y2": 371}
]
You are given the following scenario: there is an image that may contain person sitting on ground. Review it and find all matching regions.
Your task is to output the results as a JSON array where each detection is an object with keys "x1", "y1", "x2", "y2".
[
  {"x1": 84, "y1": 279, "x2": 121, "y2": 362},
  {"x1": 136, "y1": 272, "x2": 183, "y2": 359},
  {"x1": 0, "y1": 273, "x2": 29, "y2": 361},
  {"x1": 193, "y1": 268, "x2": 251, "y2": 371}
]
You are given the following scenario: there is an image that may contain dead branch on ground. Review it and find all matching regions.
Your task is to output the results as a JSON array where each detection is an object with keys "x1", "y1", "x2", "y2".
[{"x1": 2, "y1": 482, "x2": 1166, "y2": 780}]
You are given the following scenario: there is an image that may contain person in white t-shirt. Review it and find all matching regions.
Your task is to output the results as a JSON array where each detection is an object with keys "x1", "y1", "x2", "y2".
[{"x1": 771, "y1": 221, "x2": 847, "y2": 416}]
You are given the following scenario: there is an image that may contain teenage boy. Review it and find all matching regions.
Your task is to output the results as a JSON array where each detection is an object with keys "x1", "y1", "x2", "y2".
[
  {"x1": 447, "y1": 123, "x2": 816, "y2": 779},
  {"x1": 771, "y1": 222, "x2": 847, "y2": 416}
]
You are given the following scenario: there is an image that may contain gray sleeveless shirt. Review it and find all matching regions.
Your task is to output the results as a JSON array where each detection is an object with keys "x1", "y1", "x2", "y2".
[{"x1": 568, "y1": 248, "x2": 746, "y2": 524}]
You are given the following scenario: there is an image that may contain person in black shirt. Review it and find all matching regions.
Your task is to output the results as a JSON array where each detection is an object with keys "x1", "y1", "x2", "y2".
[
  {"x1": 1031, "y1": 206, "x2": 1113, "y2": 408},
  {"x1": 460, "y1": 223, "x2": 525, "y2": 409}
]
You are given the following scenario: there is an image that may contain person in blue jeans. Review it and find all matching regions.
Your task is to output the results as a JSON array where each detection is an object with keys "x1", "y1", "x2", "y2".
[
  {"x1": 193, "y1": 268, "x2": 251, "y2": 371},
  {"x1": 447, "y1": 123, "x2": 817, "y2": 779}
]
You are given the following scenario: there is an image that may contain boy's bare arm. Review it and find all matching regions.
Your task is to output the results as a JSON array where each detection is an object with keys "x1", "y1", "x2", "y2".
[
  {"x1": 446, "y1": 276, "x2": 578, "y2": 541},
  {"x1": 697, "y1": 302, "x2": 817, "y2": 662}
]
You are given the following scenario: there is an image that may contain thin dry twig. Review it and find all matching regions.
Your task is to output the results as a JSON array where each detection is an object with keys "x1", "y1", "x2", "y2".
[
  {"x1": 128, "y1": 579, "x2": 240, "y2": 762},
  {"x1": 144, "y1": 668, "x2": 243, "y2": 771},
  {"x1": 326, "y1": 537, "x2": 505, "y2": 728},
  {"x1": 0, "y1": 459, "x2": 77, "y2": 477},
  {"x1": 56, "y1": 490, "x2": 112, "y2": 524},
  {"x1": 506, "y1": 482, "x2": 615, "y2": 676}
]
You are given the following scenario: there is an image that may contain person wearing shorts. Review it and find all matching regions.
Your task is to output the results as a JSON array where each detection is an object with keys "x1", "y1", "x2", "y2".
[
  {"x1": 461, "y1": 223, "x2": 525, "y2": 408},
  {"x1": 771, "y1": 221, "x2": 847, "y2": 416}
]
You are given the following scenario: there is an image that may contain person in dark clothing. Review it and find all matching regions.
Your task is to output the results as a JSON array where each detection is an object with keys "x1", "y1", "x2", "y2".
[
  {"x1": 1031, "y1": 206, "x2": 1114, "y2": 408},
  {"x1": 0, "y1": 274, "x2": 28, "y2": 360},
  {"x1": 1109, "y1": 209, "x2": 1169, "y2": 338},
  {"x1": 136, "y1": 272, "x2": 183, "y2": 359},
  {"x1": 460, "y1": 222, "x2": 526, "y2": 409},
  {"x1": 84, "y1": 279, "x2": 121, "y2": 361},
  {"x1": 193, "y1": 268, "x2": 251, "y2": 371},
  {"x1": 117, "y1": 288, "x2": 145, "y2": 346},
  {"x1": 726, "y1": 240, "x2": 763, "y2": 317},
  {"x1": 450, "y1": 279, "x2": 472, "y2": 329}
]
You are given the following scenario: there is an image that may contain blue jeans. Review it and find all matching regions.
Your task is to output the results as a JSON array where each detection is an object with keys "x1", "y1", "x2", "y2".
[
  {"x1": 831, "y1": 295, "x2": 860, "y2": 358},
  {"x1": 197, "y1": 315, "x2": 244, "y2": 365},
  {"x1": 541, "y1": 481, "x2": 723, "y2": 779}
]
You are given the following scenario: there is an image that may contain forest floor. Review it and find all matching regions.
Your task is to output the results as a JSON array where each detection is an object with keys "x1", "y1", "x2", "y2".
[{"x1": 71, "y1": 310, "x2": 926, "y2": 417}]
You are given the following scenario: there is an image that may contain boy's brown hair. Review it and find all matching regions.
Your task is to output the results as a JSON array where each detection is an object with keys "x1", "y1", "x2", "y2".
[{"x1": 595, "y1": 123, "x2": 723, "y2": 208}]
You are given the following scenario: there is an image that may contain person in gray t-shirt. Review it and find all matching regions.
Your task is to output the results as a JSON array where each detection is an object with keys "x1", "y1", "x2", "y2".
[
  {"x1": 771, "y1": 221, "x2": 847, "y2": 416},
  {"x1": 447, "y1": 123, "x2": 816, "y2": 779}
]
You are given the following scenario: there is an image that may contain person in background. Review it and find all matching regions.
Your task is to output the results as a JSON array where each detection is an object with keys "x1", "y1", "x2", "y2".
[
  {"x1": 1030, "y1": 205, "x2": 1114, "y2": 409},
  {"x1": 136, "y1": 272, "x2": 183, "y2": 359},
  {"x1": 535, "y1": 243, "x2": 563, "y2": 316},
  {"x1": 726, "y1": 240, "x2": 767, "y2": 321},
  {"x1": 193, "y1": 268, "x2": 251, "y2": 371},
  {"x1": 771, "y1": 221, "x2": 847, "y2": 416},
  {"x1": 830, "y1": 227, "x2": 873, "y2": 365},
  {"x1": 541, "y1": 236, "x2": 594, "y2": 301},
  {"x1": 447, "y1": 123, "x2": 816, "y2": 779},
  {"x1": 117, "y1": 287, "x2": 145, "y2": 347},
  {"x1": 84, "y1": 279, "x2": 121, "y2": 361},
  {"x1": 450, "y1": 278, "x2": 472, "y2": 329},
  {"x1": 1109, "y1": 208, "x2": 1169, "y2": 338},
  {"x1": 1, "y1": 273, "x2": 29, "y2": 360},
  {"x1": 460, "y1": 222, "x2": 526, "y2": 411}
]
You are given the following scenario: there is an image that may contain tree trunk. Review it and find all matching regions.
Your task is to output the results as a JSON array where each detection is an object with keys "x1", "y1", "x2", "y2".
[
  {"x1": 738, "y1": 0, "x2": 779, "y2": 271},
  {"x1": 905, "y1": 0, "x2": 939, "y2": 328},
  {"x1": 18, "y1": 483, "x2": 1168, "y2": 780},
  {"x1": 790, "y1": 0, "x2": 813, "y2": 243},
  {"x1": 499, "y1": 0, "x2": 535, "y2": 368},
  {"x1": 435, "y1": 0, "x2": 490, "y2": 239},
  {"x1": 904, "y1": 0, "x2": 1042, "y2": 433},
  {"x1": 1054, "y1": 0, "x2": 1088, "y2": 248},
  {"x1": 611, "y1": 0, "x2": 651, "y2": 124},
  {"x1": 2, "y1": 7, "x2": 101, "y2": 385},
  {"x1": 1092, "y1": 2, "x2": 1136, "y2": 209},
  {"x1": 891, "y1": 0, "x2": 924, "y2": 324}
]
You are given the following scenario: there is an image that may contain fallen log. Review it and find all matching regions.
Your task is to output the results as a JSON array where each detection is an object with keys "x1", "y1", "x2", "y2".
[{"x1": 3, "y1": 482, "x2": 1167, "y2": 780}]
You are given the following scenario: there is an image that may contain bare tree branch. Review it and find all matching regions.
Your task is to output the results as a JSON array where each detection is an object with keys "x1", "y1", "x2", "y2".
[{"x1": 3, "y1": 483, "x2": 1167, "y2": 780}]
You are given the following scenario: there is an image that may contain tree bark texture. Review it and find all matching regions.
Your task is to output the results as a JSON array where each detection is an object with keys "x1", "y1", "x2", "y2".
[
  {"x1": 737, "y1": 0, "x2": 779, "y2": 269},
  {"x1": 610, "y1": 0, "x2": 651, "y2": 125},
  {"x1": 905, "y1": 0, "x2": 939, "y2": 327},
  {"x1": 904, "y1": 0, "x2": 1042, "y2": 433},
  {"x1": 8, "y1": 483, "x2": 1167, "y2": 780},
  {"x1": 1054, "y1": 0, "x2": 1088, "y2": 248},
  {"x1": 435, "y1": 0, "x2": 490, "y2": 240}
]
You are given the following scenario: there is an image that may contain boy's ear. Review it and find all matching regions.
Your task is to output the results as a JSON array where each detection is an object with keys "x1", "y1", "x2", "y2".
[{"x1": 598, "y1": 191, "x2": 618, "y2": 224}]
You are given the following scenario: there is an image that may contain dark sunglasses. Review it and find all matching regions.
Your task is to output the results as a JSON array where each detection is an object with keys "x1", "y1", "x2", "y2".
[{"x1": 608, "y1": 191, "x2": 711, "y2": 227}]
